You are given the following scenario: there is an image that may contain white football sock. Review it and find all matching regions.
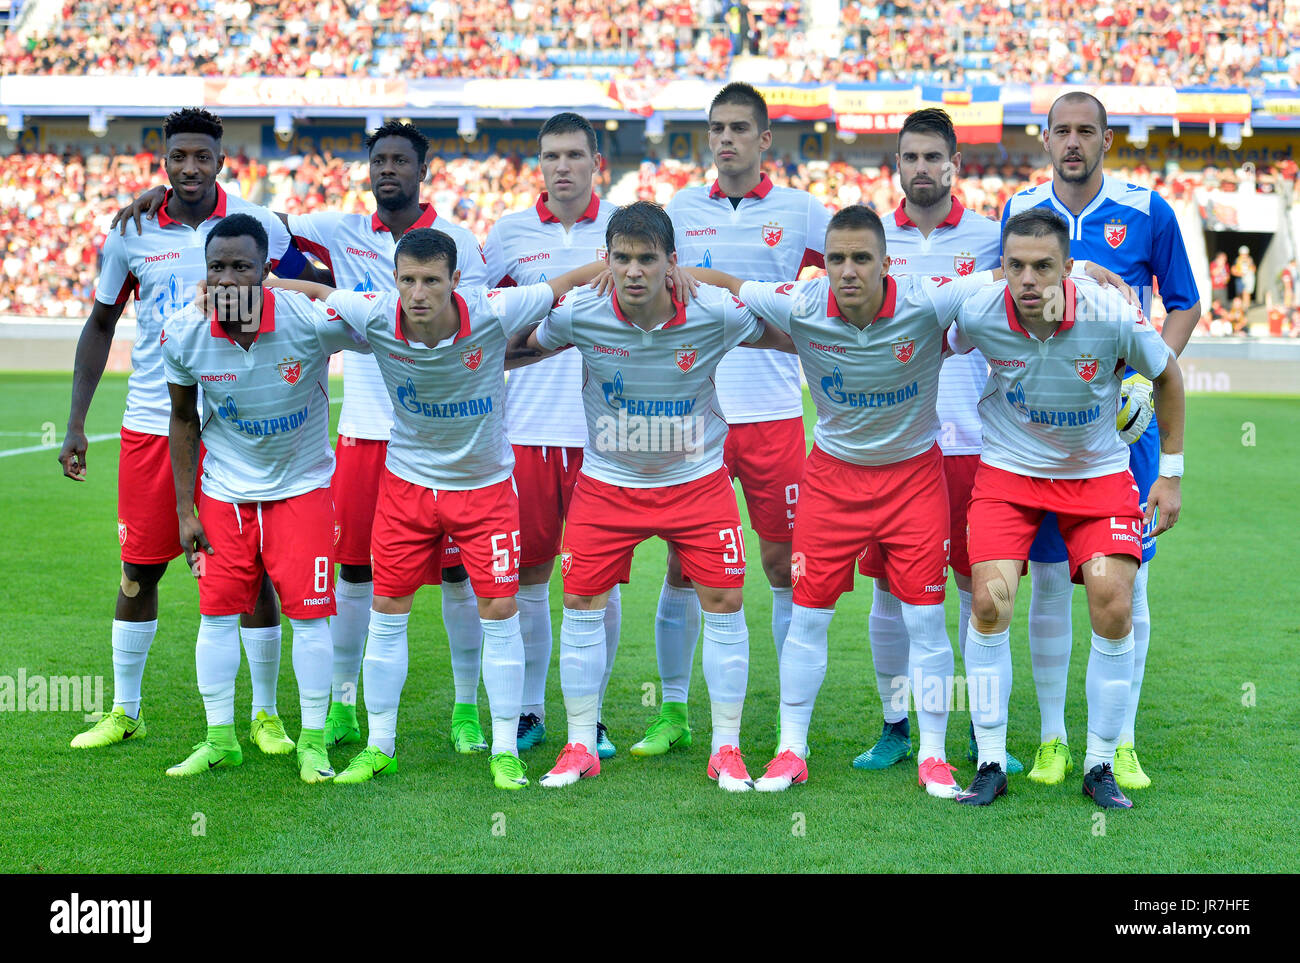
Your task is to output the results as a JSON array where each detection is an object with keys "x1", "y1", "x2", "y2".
[
  {"x1": 442, "y1": 578, "x2": 482, "y2": 704},
  {"x1": 481, "y1": 613, "x2": 525, "y2": 756},
  {"x1": 1085, "y1": 629, "x2": 1135, "y2": 772},
  {"x1": 956, "y1": 588, "x2": 973, "y2": 664},
  {"x1": 515, "y1": 581, "x2": 551, "y2": 720},
  {"x1": 330, "y1": 577, "x2": 372, "y2": 706},
  {"x1": 965, "y1": 619, "x2": 1012, "y2": 772},
  {"x1": 701, "y1": 607, "x2": 749, "y2": 752},
  {"x1": 362, "y1": 609, "x2": 409, "y2": 757},
  {"x1": 655, "y1": 578, "x2": 700, "y2": 704},
  {"x1": 1028, "y1": 560, "x2": 1073, "y2": 742},
  {"x1": 777, "y1": 604, "x2": 833, "y2": 756},
  {"x1": 559, "y1": 606, "x2": 605, "y2": 752},
  {"x1": 111, "y1": 618, "x2": 155, "y2": 718},
  {"x1": 598, "y1": 583, "x2": 622, "y2": 717},
  {"x1": 240, "y1": 623, "x2": 281, "y2": 719},
  {"x1": 1121, "y1": 564, "x2": 1150, "y2": 744},
  {"x1": 902, "y1": 602, "x2": 952, "y2": 763},
  {"x1": 288, "y1": 617, "x2": 331, "y2": 730},
  {"x1": 770, "y1": 585, "x2": 794, "y2": 660},
  {"x1": 196, "y1": 614, "x2": 240, "y2": 728},
  {"x1": 869, "y1": 585, "x2": 909, "y2": 724}
]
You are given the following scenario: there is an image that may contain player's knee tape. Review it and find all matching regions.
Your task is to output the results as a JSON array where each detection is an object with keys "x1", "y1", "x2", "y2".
[{"x1": 120, "y1": 565, "x2": 141, "y2": 598}]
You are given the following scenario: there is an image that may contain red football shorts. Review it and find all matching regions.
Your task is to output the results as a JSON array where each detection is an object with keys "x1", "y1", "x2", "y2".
[
  {"x1": 561, "y1": 467, "x2": 746, "y2": 597},
  {"x1": 332, "y1": 435, "x2": 386, "y2": 566},
  {"x1": 512, "y1": 444, "x2": 584, "y2": 567},
  {"x1": 117, "y1": 427, "x2": 201, "y2": 565},
  {"x1": 796, "y1": 444, "x2": 949, "y2": 607},
  {"x1": 966, "y1": 462, "x2": 1143, "y2": 580},
  {"x1": 370, "y1": 469, "x2": 520, "y2": 599},
  {"x1": 723, "y1": 416, "x2": 806, "y2": 542},
  {"x1": 195, "y1": 485, "x2": 337, "y2": 619}
]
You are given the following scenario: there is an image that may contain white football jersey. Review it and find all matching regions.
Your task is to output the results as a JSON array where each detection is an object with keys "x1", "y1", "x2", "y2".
[
  {"x1": 325, "y1": 284, "x2": 554, "y2": 490},
  {"x1": 288, "y1": 205, "x2": 490, "y2": 441},
  {"x1": 667, "y1": 176, "x2": 830, "y2": 424},
  {"x1": 740, "y1": 272, "x2": 994, "y2": 467},
  {"x1": 482, "y1": 193, "x2": 615, "y2": 448},
  {"x1": 950, "y1": 276, "x2": 1172, "y2": 479},
  {"x1": 94, "y1": 185, "x2": 292, "y2": 436},
  {"x1": 884, "y1": 198, "x2": 1002, "y2": 456},
  {"x1": 535, "y1": 284, "x2": 764, "y2": 488},
  {"x1": 160, "y1": 287, "x2": 365, "y2": 503}
]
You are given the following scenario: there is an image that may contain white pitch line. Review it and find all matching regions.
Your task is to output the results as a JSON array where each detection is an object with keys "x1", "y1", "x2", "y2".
[{"x1": 0, "y1": 432, "x2": 118, "y2": 458}]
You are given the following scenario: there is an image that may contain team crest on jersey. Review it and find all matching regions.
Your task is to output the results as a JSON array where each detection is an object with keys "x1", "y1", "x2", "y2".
[
  {"x1": 1075, "y1": 355, "x2": 1099, "y2": 382},
  {"x1": 597, "y1": 247, "x2": 608, "y2": 262},
  {"x1": 675, "y1": 346, "x2": 698, "y2": 372},
  {"x1": 560, "y1": 552, "x2": 573, "y2": 576},
  {"x1": 892, "y1": 338, "x2": 916, "y2": 364},
  {"x1": 277, "y1": 358, "x2": 302, "y2": 386},
  {"x1": 762, "y1": 221, "x2": 783, "y2": 247},
  {"x1": 461, "y1": 345, "x2": 483, "y2": 371},
  {"x1": 117, "y1": 518, "x2": 128, "y2": 546},
  {"x1": 1104, "y1": 218, "x2": 1127, "y2": 249},
  {"x1": 954, "y1": 254, "x2": 976, "y2": 276}
]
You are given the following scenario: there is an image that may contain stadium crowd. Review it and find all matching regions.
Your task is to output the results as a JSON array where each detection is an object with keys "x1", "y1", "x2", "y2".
[
  {"x1": 3, "y1": 0, "x2": 1299, "y2": 85},
  {"x1": 5, "y1": 141, "x2": 1297, "y2": 334}
]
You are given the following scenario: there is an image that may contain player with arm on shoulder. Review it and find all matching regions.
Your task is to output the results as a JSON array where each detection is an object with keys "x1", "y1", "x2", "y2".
[
  {"x1": 63, "y1": 107, "x2": 316, "y2": 756},
  {"x1": 480, "y1": 112, "x2": 623, "y2": 759},
  {"x1": 635, "y1": 82, "x2": 831, "y2": 759},
  {"x1": 160, "y1": 214, "x2": 369, "y2": 782},
  {"x1": 316, "y1": 227, "x2": 604, "y2": 790},
  {"x1": 1002, "y1": 92, "x2": 1201, "y2": 790},
  {"x1": 113, "y1": 121, "x2": 497, "y2": 757},
  {"x1": 524, "y1": 202, "x2": 789, "y2": 793},
  {"x1": 948, "y1": 208, "x2": 1184, "y2": 810},
  {"x1": 690, "y1": 205, "x2": 1001, "y2": 797}
]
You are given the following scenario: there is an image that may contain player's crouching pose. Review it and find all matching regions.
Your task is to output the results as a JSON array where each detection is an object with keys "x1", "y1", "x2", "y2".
[
  {"x1": 950, "y1": 209, "x2": 1185, "y2": 809},
  {"x1": 525, "y1": 202, "x2": 795, "y2": 792},
  {"x1": 276, "y1": 228, "x2": 605, "y2": 790},
  {"x1": 162, "y1": 214, "x2": 369, "y2": 783}
]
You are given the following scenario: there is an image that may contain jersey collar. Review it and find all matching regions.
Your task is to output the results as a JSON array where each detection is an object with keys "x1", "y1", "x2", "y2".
[
  {"x1": 1002, "y1": 278, "x2": 1078, "y2": 337},
  {"x1": 157, "y1": 183, "x2": 229, "y2": 228},
  {"x1": 893, "y1": 196, "x2": 963, "y2": 229},
  {"x1": 826, "y1": 275, "x2": 897, "y2": 324},
  {"x1": 611, "y1": 290, "x2": 687, "y2": 329},
  {"x1": 371, "y1": 203, "x2": 439, "y2": 235},
  {"x1": 708, "y1": 173, "x2": 774, "y2": 200},
  {"x1": 395, "y1": 291, "x2": 472, "y2": 344},
  {"x1": 536, "y1": 192, "x2": 601, "y2": 223},
  {"x1": 209, "y1": 286, "x2": 275, "y2": 341}
]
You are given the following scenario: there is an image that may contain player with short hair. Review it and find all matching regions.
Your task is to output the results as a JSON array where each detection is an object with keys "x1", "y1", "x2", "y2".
[
  {"x1": 526, "y1": 201, "x2": 795, "y2": 791},
  {"x1": 1002, "y1": 92, "x2": 1201, "y2": 790},
  {"x1": 481, "y1": 112, "x2": 622, "y2": 758},
  {"x1": 160, "y1": 213, "x2": 368, "y2": 782},
  {"x1": 637, "y1": 82, "x2": 830, "y2": 758},
  {"x1": 686, "y1": 204, "x2": 1001, "y2": 796},
  {"x1": 950, "y1": 208, "x2": 1185, "y2": 809},
  {"x1": 277, "y1": 227, "x2": 605, "y2": 790},
  {"x1": 852, "y1": 108, "x2": 1024, "y2": 774},
  {"x1": 62, "y1": 107, "x2": 314, "y2": 755},
  {"x1": 113, "y1": 121, "x2": 496, "y2": 756}
]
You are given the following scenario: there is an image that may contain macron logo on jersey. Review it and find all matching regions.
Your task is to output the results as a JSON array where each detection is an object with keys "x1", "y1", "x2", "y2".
[
  {"x1": 346, "y1": 246, "x2": 379, "y2": 260},
  {"x1": 144, "y1": 251, "x2": 181, "y2": 264},
  {"x1": 820, "y1": 366, "x2": 919, "y2": 409},
  {"x1": 396, "y1": 377, "x2": 494, "y2": 419}
]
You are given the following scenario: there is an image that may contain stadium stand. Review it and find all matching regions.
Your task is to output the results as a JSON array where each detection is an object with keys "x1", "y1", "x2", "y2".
[{"x1": 3, "y1": 0, "x2": 1298, "y2": 84}]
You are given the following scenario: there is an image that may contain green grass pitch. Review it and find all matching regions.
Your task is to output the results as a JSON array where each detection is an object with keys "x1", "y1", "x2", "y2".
[{"x1": 1, "y1": 372, "x2": 1296, "y2": 873}]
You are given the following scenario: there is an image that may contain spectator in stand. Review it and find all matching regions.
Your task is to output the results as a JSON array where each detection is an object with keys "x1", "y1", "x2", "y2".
[
  {"x1": 1232, "y1": 244, "x2": 1257, "y2": 303},
  {"x1": 1210, "y1": 251, "x2": 1232, "y2": 316}
]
